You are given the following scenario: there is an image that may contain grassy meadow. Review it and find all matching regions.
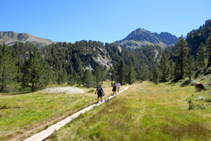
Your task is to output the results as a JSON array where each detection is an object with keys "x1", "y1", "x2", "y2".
[
  {"x1": 47, "y1": 81, "x2": 211, "y2": 141},
  {"x1": 0, "y1": 82, "x2": 120, "y2": 140}
]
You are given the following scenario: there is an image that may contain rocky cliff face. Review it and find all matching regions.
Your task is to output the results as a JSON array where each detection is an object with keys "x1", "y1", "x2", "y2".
[
  {"x1": 115, "y1": 28, "x2": 178, "y2": 49},
  {"x1": 0, "y1": 31, "x2": 54, "y2": 47}
]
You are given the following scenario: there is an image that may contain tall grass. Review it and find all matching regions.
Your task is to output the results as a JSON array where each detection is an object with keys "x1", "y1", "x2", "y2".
[{"x1": 50, "y1": 82, "x2": 211, "y2": 140}]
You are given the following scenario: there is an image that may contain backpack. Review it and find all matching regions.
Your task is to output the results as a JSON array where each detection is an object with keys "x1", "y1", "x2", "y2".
[{"x1": 97, "y1": 86, "x2": 103, "y2": 95}]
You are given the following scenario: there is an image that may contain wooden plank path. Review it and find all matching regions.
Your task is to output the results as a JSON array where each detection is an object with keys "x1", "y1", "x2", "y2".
[{"x1": 24, "y1": 86, "x2": 130, "y2": 141}]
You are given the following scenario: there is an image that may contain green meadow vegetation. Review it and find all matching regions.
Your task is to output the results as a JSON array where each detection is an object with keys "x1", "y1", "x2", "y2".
[
  {"x1": 0, "y1": 87, "x2": 96, "y2": 140},
  {"x1": 48, "y1": 81, "x2": 211, "y2": 141}
]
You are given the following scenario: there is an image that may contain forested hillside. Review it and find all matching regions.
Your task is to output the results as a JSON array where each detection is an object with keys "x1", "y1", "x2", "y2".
[
  {"x1": 186, "y1": 20, "x2": 211, "y2": 57},
  {"x1": 0, "y1": 40, "x2": 163, "y2": 92}
]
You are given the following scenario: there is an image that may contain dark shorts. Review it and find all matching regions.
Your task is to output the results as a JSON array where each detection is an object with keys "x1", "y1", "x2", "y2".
[
  {"x1": 112, "y1": 87, "x2": 116, "y2": 91},
  {"x1": 98, "y1": 93, "x2": 103, "y2": 97}
]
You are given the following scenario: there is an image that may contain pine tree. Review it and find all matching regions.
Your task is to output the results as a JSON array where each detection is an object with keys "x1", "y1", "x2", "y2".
[
  {"x1": 116, "y1": 60, "x2": 126, "y2": 85},
  {"x1": 94, "y1": 66, "x2": 102, "y2": 87},
  {"x1": 152, "y1": 68, "x2": 159, "y2": 84},
  {"x1": 159, "y1": 52, "x2": 169, "y2": 82},
  {"x1": 0, "y1": 45, "x2": 17, "y2": 92},
  {"x1": 174, "y1": 37, "x2": 189, "y2": 79},
  {"x1": 127, "y1": 60, "x2": 136, "y2": 84},
  {"x1": 22, "y1": 47, "x2": 52, "y2": 91},
  {"x1": 168, "y1": 60, "x2": 175, "y2": 80},
  {"x1": 186, "y1": 51, "x2": 194, "y2": 81},
  {"x1": 83, "y1": 70, "x2": 92, "y2": 88},
  {"x1": 207, "y1": 36, "x2": 211, "y2": 67},
  {"x1": 196, "y1": 42, "x2": 205, "y2": 68}
]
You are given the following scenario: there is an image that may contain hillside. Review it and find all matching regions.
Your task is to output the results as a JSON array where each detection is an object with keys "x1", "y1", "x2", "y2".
[
  {"x1": 0, "y1": 31, "x2": 55, "y2": 47},
  {"x1": 186, "y1": 20, "x2": 211, "y2": 57},
  {"x1": 115, "y1": 28, "x2": 178, "y2": 49}
]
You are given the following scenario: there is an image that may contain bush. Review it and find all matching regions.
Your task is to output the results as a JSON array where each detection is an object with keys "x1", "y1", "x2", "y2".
[
  {"x1": 204, "y1": 98, "x2": 211, "y2": 102},
  {"x1": 88, "y1": 89, "x2": 95, "y2": 93},
  {"x1": 180, "y1": 80, "x2": 194, "y2": 87}
]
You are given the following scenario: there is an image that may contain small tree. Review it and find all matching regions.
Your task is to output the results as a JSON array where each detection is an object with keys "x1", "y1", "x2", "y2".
[
  {"x1": 152, "y1": 68, "x2": 159, "y2": 84},
  {"x1": 116, "y1": 60, "x2": 126, "y2": 85},
  {"x1": 196, "y1": 42, "x2": 205, "y2": 69},
  {"x1": 168, "y1": 59, "x2": 175, "y2": 80},
  {"x1": 94, "y1": 66, "x2": 102, "y2": 87},
  {"x1": 83, "y1": 70, "x2": 92, "y2": 88},
  {"x1": 186, "y1": 51, "x2": 194, "y2": 81},
  {"x1": 127, "y1": 60, "x2": 136, "y2": 84},
  {"x1": 159, "y1": 51, "x2": 169, "y2": 82}
]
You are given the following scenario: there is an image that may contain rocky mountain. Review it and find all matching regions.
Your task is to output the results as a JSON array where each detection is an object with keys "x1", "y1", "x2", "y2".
[
  {"x1": 0, "y1": 31, "x2": 55, "y2": 47},
  {"x1": 115, "y1": 28, "x2": 178, "y2": 49},
  {"x1": 186, "y1": 20, "x2": 211, "y2": 58}
]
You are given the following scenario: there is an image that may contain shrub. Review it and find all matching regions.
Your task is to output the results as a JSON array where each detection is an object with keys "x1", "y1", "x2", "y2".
[{"x1": 88, "y1": 89, "x2": 95, "y2": 93}]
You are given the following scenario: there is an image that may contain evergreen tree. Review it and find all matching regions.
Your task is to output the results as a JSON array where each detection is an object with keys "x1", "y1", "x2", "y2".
[
  {"x1": 127, "y1": 60, "x2": 136, "y2": 84},
  {"x1": 174, "y1": 37, "x2": 189, "y2": 79},
  {"x1": 152, "y1": 68, "x2": 159, "y2": 84},
  {"x1": 57, "y1": 69, "x2": 68, "y2": 85},
  {"x1": 207, "y1": 36, "x2": 211, "y2": 67},
  {"x1": 94, "y1": 66, "x2": 102, "y2": 87},
  {"x1": 168, "y1": 59, "x2": 175, "y2": 80},
  {"x1": 196, "y1": 42, "x2": 205, "y2": 68},
  {"x1": 83, "y1": 70, "x2": 92, "y2": 88},
  {"x1": 0, "y1": 45, "x2": 17, "y2": 92},
  {"x1": 22, "y1": 47, "x2": 52, "y2": 91},
  {"x1": 159, "y1": 51, "x2": 169, "y2": 82},
  {"x1": 116, "y1": 60, "x2": 126, "y2": 84},
  {"x1": 186, "y1": 51, "x2": 194, "y2": 81}
]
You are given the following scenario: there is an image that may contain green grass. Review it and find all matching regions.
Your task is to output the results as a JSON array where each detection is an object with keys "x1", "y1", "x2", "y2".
[
  {"x1": 49, "y1": 82, "x2": 211, "y2": 141},
  {"x1": 0, "y1": 88, "x2": 96, "y2": 140}
]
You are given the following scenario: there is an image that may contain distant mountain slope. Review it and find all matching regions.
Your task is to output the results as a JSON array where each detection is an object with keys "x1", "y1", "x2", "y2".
[
  {"x1": 186, "y1": 20, "x2": 211, "y2": 57},
  {"x1": 0, "y1": 31, "x2": 55, "y2": 47},
  {"x1": 115, "y1": 28, "x2": 178, "y2": 49}
]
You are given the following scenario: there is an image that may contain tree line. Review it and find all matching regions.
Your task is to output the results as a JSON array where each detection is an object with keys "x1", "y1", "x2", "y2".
[
  {"x1": 151, "y1": 36, "x2": 211, "y2": 84},
  {"x1": 1, "y1": 35, "x2": 210, "y2": 93},
  {"x1": 0, "y1": 40, "x2": 160, "y2": 93}
]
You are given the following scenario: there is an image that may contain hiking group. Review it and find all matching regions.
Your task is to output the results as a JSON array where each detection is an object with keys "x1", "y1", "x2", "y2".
[{"x1": 95, "y1": 82, "x2": 121, "y2": 103}]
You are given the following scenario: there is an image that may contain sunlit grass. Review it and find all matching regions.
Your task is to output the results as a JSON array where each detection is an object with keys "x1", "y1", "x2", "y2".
[{"x1": 50, "y1": 81, "x2": 211, "y2": 140}]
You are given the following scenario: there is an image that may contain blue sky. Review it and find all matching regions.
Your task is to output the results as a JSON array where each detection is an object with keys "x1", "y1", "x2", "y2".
[{"x1": 0, "y1": 0, "x2": 210, "y2": 43}]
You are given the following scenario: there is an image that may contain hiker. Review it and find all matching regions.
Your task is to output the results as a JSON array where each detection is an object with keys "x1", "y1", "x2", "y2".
[
  {"x1": 117, "y1": 82, "x2": 121, "y2": 94},
  {"x1": 95, "y1": 84, "x2": 105, "y2": 103},
  {"x1": 112, "y1": 82, "x2": 117, "y2": 95}
]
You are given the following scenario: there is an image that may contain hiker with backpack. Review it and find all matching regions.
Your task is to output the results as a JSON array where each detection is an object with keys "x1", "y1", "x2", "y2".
[
  {"x1": 112, "y1": 82, "x2": 117, "y2": 95},
  {"x1": 95, "y1": 84, "x2": 105, "y2": 103}
]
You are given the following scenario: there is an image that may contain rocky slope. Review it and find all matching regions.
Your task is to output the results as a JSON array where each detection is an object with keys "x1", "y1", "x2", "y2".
[
  {"x1": 115, "y1": 28, "x2": 178, "y2": 49},
  {"x1": 0, "y1": 31, "x2": 54, "y2": 47}
]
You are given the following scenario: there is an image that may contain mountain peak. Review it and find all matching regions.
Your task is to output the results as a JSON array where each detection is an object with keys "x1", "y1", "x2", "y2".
[{"x1": 116, "y1": 28, "x2": 178, "y2": 49}]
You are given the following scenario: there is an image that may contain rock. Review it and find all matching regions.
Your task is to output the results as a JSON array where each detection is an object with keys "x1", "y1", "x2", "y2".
[
  {"x1": 195, "y1": 82, "x2": 206, "y2": 92},
  {"x1": 198, "y1": 96, "x2": 204, "y2": 100}
]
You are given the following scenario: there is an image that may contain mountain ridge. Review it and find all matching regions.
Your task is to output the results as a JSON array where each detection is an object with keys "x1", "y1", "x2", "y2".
[
  {"x1": 0, "y1": 31, "x2": 55, "y2": 47},
  {"x1": 115, "y1": 28, "x2": 178, "y2": 49}
]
